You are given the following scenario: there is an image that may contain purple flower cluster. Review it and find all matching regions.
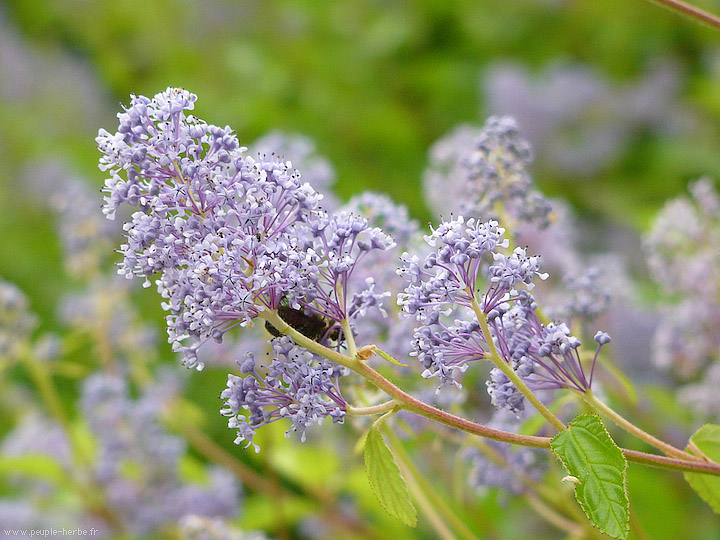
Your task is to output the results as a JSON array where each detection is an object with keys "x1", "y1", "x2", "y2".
[
  {"x1": 644, "y1": 178, "x2": 720, "y2": 381},
  {"x1": 398, "y1": 216, "x2": 552, "y2": 387},
  {"x1": 423, "y1": 117, "x2": 552, "y2": 228},
  {"x1": 221, "y1": 337, "x2": 348, "y2": 451},
  {"x1": 98, "y1": 89, "x2": 395, "y2": 368},
  {"x1": 398, "y1": 216, "x2": 611, "y2": 407}
]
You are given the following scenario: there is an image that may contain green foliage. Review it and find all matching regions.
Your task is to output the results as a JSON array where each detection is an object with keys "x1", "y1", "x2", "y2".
[
  {"x1": 684, "y1": 424, "x2": 720, "y2": 514},
  {"x1": 2, "y1": 1, "x2": 720, "y2": 537},
  {"x1": 364, "y1": 425, "x2": 417, "y2": 527},
  {"x1": 551, "y1": 414, "x2": 629, "y2": 540}
]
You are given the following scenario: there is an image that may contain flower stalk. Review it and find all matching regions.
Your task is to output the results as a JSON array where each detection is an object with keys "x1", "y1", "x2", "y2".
[{"x1": 471, "y1": 297, "x2": 567, "y2": 431}]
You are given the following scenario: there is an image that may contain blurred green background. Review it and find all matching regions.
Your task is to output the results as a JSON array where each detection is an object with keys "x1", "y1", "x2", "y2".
[{"x1": 2, "y1": 1, "x2": 720, "y2": 538}]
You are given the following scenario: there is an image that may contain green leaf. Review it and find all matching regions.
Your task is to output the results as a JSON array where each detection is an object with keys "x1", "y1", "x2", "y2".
[
  {"x1": 551, "y1": 414, "x2": 629, "y2": 540},
  {"x1": 364, "y1": 425, "x2": 417, "y2": 527},
  {"x1": 684, "y1": 424, "x2": 720, "y2": 514},
  {"x1": 374, "y1": 347, "x2": 410, "y2": 368}
]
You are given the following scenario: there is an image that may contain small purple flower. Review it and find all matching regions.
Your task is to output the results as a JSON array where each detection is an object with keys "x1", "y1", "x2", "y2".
[
  {"x1": 397, "y1": 216, "x2": 509, "y2": 321},
  {"x1": 221, "y1": 337, "x2": 348, "y2": 450}
]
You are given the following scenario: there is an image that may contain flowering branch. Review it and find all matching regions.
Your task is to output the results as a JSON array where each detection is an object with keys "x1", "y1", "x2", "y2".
[{"x1": 260, "y1": 309, "x2": 720, "y2": 478}]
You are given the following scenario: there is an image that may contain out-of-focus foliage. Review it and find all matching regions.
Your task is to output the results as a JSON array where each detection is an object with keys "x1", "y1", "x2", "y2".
[{"x1": 2, "y1": 1, "x2": 720, "y2": 539}]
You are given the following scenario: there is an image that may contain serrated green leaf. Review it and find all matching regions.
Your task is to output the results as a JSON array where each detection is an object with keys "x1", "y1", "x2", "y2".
[
  {"x1": 551, "y1": 414, "x2": 629, "y2": 540},
  {"x1": 374, "y1": 347, "x2": 409, "y2": 368},
  {"x1": 684, "y1": 424, "x2": 720, "y2": 514},
  {"x1": 364, "y1": 425, "x2": 417, "y2": 527}
]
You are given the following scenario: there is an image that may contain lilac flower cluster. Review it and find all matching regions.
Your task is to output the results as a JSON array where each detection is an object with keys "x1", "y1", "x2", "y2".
[
  {"x1": 423, "y1": 117, "x2": 553, "y2": 229},
  {"x1": 398, "y1": 217, "x2": 555, "y2": 387},
  {"x1": 644, "y1": 178, "x2": 720, "y2": 415},
  {"x1": 97, "y1": 88, "x2": 322, "y2": 367},
  {"x1": 221, "y1": 336, "x2": 348, "y2": 451},
  {"x1": 398, "y1": 217, "x2": 612, "y2": 410},
  {"x1": 81, "y1": 373, "x2": 240, "y2": 535},
  {"x1": 487, "y1": 297, "x2": 612, "y2": 414},
  {"x1": 98, "y1": 88, "x2": 394, "y2": 368}
]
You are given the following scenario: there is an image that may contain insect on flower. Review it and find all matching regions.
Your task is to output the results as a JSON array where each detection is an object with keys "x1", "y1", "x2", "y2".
[{"x1": 265, "y1": 297, "x2": 342, "y2": 344}]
